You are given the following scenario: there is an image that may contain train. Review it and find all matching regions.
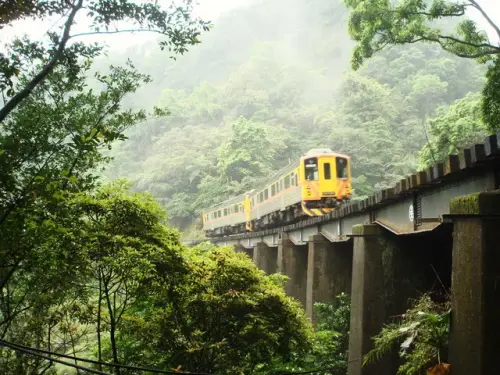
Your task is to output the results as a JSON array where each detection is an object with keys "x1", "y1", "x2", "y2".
[{"x1": 201, "y1": 148, "x2": 352, "y2": 237}]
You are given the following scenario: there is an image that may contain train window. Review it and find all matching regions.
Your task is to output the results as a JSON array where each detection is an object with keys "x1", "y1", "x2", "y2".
[
  {"x1": 305, "y1": 157, "x2": 319, "y2": 181},
  {"x1": 264, "y1": 189, "x2": 269, "y2": 200},
  {"x1": 285, "y1": 175, "x2": 290, "y2": 189},
  {"x1": 271, "y1": 184, "x2": 276, "y2": 196},
  {"x1": 223, "y1": 208, "x2": 227, "y2": 216},
  {"x1": 324, "y1": 163, "x2": 331, "y2": 180},
  {"x1": 280, "y1": 180, "x2": 284, "y2": 191},
  {"x1": 336, "y1": 157, "x2": 348, "y2": 179},
  {"x1": 260, "y1": 192, "x2": 264, "y2": 202},
  {"x1": 218, "y1": 210, "x2": 221, "y2": 218},
  {"x1": 240, "y1": 203, "x2": 244, "y2": 211}
]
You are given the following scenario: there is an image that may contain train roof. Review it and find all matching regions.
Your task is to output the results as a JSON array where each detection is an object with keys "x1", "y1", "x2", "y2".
[
  {"x1": 301, "y1": 148, "x2": 350, "y2": 159},
  {"x1": 203, "y1": 191, "x2": 248, "y2": 213}
]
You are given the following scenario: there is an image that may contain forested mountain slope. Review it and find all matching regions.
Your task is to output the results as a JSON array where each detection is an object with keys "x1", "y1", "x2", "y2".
[{"x1": 103, "y1": 0, "x2": 487, "y2": 229}]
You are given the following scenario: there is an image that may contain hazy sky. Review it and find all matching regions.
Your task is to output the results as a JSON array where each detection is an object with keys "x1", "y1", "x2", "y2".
[
  {"x1": 467, "y1": 0, "x2": 500, "y2": 42},
  {"x1": 0, "y1": 0, "x2": 499, "y2": 53},
  {"x1": 1, "y1": 0, "x2": 254, "y2": 51}
]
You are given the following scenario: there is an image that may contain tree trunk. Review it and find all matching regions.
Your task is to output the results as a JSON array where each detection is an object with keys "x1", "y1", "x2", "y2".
[
  {"x1": 104, "y1": 278, "x2": 121, "y2": 375},
  {"x1": 97, "y1": 270, "x2": 103, "y2": 371}
]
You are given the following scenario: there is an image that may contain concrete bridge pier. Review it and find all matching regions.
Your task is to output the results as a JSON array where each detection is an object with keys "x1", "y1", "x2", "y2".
[
  {"x1": 253, "y1": 242, "x2": 278, "y2": 274},
  {"x1": 306, "y1": 234, "x2": 352, "y2": 321},
  {"x1": 234, "y1": 244, "x2": 254, "y2": 260},
  {"x1": 278, "y1": 234, "x2": 308, "y2": 307},
  {"x1": 347, "y1": 224, "x2": 452, "y2": 375},
  {"x1": 448, "y1": 191, "x2": 500, "y2": 375}
]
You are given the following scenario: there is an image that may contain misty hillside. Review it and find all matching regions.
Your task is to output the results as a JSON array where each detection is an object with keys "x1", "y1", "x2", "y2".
[{"x1": 103, "y1": 0, "x2": 486, "y2": 231}]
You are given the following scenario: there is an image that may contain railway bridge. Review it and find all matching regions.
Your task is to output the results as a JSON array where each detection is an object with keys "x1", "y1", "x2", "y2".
[{"x1": 184, "y1": 133, "x2": 500, "y2": 375}]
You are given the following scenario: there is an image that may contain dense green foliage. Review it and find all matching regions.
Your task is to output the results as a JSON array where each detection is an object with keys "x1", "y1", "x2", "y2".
[
  {"x1": 108, "y1": 242, "x2": 313, "y2": 375},
  {"x1": 342, "y1": 0, "x2": 499, "y2": 70},
  {"x1": 342, "y1": 0, "x2": 500, "y2": 148},
  {"x1": 419, "y1": 92, "x2": 488, "y2": 168},
  {"x1": 262, "y1": 293, "x2": 351, "y2": 375},
  {"x1": 0, "y1": 44, "x2": 156, "y2": 374},
  {"x1": 363, "y1": 295, "x2": 451, "y2": 375},
  {"x1": 105, "y1": 0, "x2": 486, "y2": 230}
]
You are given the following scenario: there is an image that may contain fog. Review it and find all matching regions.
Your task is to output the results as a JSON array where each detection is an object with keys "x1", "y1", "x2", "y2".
[{"x1": 1, "y1": 0, "x2": 495, "y2": 233}]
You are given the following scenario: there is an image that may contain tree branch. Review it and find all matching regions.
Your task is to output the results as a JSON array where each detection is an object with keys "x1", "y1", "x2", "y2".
[
  {"x1": 468, "y1": 0, "x2": 500, "y2": 40},
  {"x1": 437, "y1": 34, "x2": 500, "y2": 51},
  {"x1": 395, "y1": 9, "x2": 467, "y2": 18},
  {"x1": 0, "y1": 0, "x2": 83, "y2": 123},
  {"x1": 69, "y1": 28, "x2": 170, "y2": 40},
  {"x1": 386, "y1": 33, "x2": 500, "y2": 58}
]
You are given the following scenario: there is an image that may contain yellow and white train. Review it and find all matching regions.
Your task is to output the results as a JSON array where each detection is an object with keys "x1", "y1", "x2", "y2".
[{"x1": 201, "y1": 148, "x2": 352, "y2": 237}]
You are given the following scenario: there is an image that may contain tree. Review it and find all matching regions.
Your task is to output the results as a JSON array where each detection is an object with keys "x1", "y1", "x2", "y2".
[
  {"x1": 218, "y1": 117, "x2": 277, "y2": 182},
  {"x1": 419, "y1": 92, "x2": 487, "y2": 168},
  {"x1": 69, "y1": 182, "x2": 185, "y2": 374},
  {"x1": 114, "y1": 243, "x2": 313, "y2": 375},
  {"x1": 0, "y1": 44, "x2": 160, "y2": 370},
  {"x1": 343, "y1": 0, "x2": 500, "y2": 70},
  {"x1": 0, "y1": 0, "x2": 210, "y2": 122},
  {"x1": 324, "y1": 72, "x2": 406, "y2": 196},
  {"x1": 482, "y1": 56, "x2": 500, "y2": 131},
  {"x1": 342, "y1": 0, "x2": 500, "y2": 131}
]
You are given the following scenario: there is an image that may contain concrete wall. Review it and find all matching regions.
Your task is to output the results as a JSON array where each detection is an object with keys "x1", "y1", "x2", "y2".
[
  {"x1": 253, "y1": 242, "x2": 278, "y2": 274},
  {"x1": 277, "y1": 235, "x2": 308, "y2": 307},
  {"x1": 448, "y1": 191, "x2": 500, "y2": 375},
  {"x1": 234, "y1": 244, "x2": 253, "y2": 260},
  {"x1": 347, "y1": 224, "x2": 452, "y2": 375},
  {"x1": 306, "y1": 234, "x2": 352, "y2": 321}
]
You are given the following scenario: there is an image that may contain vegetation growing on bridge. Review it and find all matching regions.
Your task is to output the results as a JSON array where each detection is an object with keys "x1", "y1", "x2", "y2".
[{"x1": 363, "y1": 294, "x2": 451, "y2": 375}]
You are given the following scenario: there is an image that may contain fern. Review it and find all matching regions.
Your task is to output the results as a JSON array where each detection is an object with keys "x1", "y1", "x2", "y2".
[{"x1": 363, "y1": 294, "x2": 451, "y2": 375}]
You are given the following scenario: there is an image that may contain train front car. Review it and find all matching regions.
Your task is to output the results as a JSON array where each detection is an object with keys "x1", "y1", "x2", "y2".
[{"x1": 300, "y1": 148, "x2": 352, "y2": 216}]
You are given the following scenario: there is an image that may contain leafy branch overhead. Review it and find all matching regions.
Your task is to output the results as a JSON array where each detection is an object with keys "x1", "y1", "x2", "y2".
[
  {"x1": 0, "y1": 0, "x2": 211, "y2": 123},
  {"x1": 343, "y1": 0, "x2": 500, "y2": 70}
]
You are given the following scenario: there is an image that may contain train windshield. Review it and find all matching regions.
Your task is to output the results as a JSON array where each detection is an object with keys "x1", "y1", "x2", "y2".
[
  {"x1": 304, "y1": 157, "x2": 319, "y2": 181},
  {"x1": 336, "y1": 157, "x2": 348, "y2": 179}
]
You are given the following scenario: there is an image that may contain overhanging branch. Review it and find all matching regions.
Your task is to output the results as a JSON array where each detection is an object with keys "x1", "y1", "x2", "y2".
[
  {"x1": 468, "y1": 0, "x2": 500, "y2": 40},
  {"x1": 0, "y1": 0, "x2": 83, "y2": 123}
]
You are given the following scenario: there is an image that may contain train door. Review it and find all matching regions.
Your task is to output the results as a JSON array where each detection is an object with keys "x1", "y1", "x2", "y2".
[
  {"x1": 334, "y1": 156, "x2": 351, "y2": 199},
  {"x1": 244, "y1": 195, "x2": 252, "y2": 231},
  {"x1": 301, "y1": 157, "x2": 321, "y2": 201},
  {"x1": 318, "y1": 157, "x2": 336, "y2": 196}
]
